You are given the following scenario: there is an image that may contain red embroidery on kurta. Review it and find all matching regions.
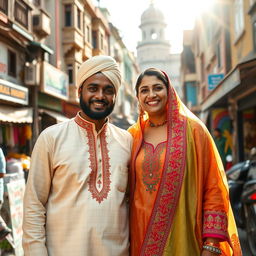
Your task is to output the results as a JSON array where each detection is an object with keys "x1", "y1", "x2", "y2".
[
  {"x1": 75, "y1": 114, "x2": 111, "y2": 203},
  {"x1": 142, "y1": 141, "x2": 166, "y2": 193},
  {"x1": 141, "y1": 86, "x2": 187, "y2": 255},
  {"x1": 203, "y1": 210, "x2": 228, "y2": 239}
]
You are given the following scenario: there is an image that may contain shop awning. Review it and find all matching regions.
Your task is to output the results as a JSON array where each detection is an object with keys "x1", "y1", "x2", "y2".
[
  {"x1": 0, "y1": 106, "x2": 33, "y2": 123},
  {"x1": 40, "y1": 109, "x2": 70, "y2": 123}
]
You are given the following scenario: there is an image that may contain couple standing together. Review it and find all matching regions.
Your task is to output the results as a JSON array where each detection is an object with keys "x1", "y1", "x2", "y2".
[{"x1": 22, "y1": 56, "x2": 242, "y2": 256}]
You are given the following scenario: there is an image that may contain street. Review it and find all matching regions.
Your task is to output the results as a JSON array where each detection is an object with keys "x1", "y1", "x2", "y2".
[{"x1": 239, "y1": 228, "x2": 253, "y2": 256}]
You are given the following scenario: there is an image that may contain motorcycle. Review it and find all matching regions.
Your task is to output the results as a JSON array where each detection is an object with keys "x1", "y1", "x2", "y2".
[{"x1": 226, "y1": 148, "x2": 256, "y2": 255}]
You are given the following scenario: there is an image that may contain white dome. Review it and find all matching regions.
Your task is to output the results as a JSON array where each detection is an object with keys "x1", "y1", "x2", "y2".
[{"x1": 141, "y1": 4, "x2": 165, "y2": 23}]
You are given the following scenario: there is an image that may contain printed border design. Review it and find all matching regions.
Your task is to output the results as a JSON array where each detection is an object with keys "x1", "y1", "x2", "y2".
[
  {"x1": 75, "y1": 114, "x2": 111, "y2": 203},
  {"x1": 203, "y1": 210, "x2": 228, "y2": 239}
]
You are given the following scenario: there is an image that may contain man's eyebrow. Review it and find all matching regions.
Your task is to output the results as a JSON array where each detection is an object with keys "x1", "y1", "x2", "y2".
[
  {"x1": 105, "y1": 84, "x2": 115, "y2": 89},
  {"x1": 86, "y1": 83, "x2": 98, "y2": 87}
]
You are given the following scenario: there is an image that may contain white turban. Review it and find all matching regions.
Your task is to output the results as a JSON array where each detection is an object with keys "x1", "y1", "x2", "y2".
[{"x1": 76, "y1": 55, "x2": 121, "y2": 93}]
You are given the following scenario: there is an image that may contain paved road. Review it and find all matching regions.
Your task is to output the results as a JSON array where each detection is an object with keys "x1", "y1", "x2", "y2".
[{"x1": 239, "y1": 228, "x2": 253, "y2": 256}]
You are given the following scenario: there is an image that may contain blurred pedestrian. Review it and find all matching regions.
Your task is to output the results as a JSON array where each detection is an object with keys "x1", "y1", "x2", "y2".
[
  {"x1": 23, "y1": 56, "x2": 132, "y2": 256},
  {"x1": 0, "y1": 147, "x2": 12, "y2": 240},
  {"x1": 213, "y1": 128, "x2": 227, "y2": 167},
  {"x1": 128, "y1": 68, "x2": 242, "y2": 255}
]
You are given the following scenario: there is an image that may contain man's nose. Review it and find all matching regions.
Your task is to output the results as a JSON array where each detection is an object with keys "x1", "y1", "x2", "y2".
[{"x1": 95, "y1": 90, "x2": 105, "y2": 99}]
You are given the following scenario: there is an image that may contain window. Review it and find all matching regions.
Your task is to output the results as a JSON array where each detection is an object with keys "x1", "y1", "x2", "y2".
[
  {"x1": 86, "y1": 26, "x2": 90, "y2": 43},
  {"x1": 253, "y1": 21, "x2": 256, "y2": 52},
  {"x1": 0, "y1": 0, "x2": 8, "y2": 14},
  {"x1": 92, "y1": 31, "x2": 97, "y2": 48},
  {"x1": 234, "y1": 0, "x2": 244, "y2": 39},
  {"x1": 216, "y1": 43, "x2": 222, "y2": 68},
  {"x1": 15, "y1": 1, "x2": 28, "y2": 28},
  {"x1": 200, "y1": 54, "x2": 205, "y2": 82},
  {"x1": 150, "y1": 29, "x2": 157, "y2": 40},
  {"x1": 77, "y1": 8, "x2": 81, "y2": 29},
  {"x1": 67, "y1": 64, "x2": 73, "y2": 84},
  {"x1": 100, "y1": 34, "x2": 104, "y2": 50},
  {"x1": 33, "y1": 0, "x2": 41, "y2": 6},
  {"x1": 8, "y1": 50, "x2": 16, "y2": 77},
  {"x1": 65, "y1": 4, "x2": 72, "y2": 27}
]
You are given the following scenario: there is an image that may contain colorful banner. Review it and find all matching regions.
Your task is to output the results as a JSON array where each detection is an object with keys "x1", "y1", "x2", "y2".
[
  {"x1": 212, "y1": 108, "x2": 232, "y2": 155},
  {"x1": 7, "y1": 179, "x2": 26, "y2": 256}
]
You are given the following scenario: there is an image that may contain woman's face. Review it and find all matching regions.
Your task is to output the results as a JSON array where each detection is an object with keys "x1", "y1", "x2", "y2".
[{"x1": 137, "y1": 75, "x2": 168, "y2": 117}]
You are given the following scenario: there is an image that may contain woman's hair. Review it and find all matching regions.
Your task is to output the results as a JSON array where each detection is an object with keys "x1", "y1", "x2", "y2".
[{"x1": 135, "y1": 68, "x2": 169, "y2": 96}]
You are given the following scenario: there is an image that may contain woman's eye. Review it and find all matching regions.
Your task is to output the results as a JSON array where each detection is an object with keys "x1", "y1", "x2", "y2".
[{"x1": 155, "y1": 86, "x2": 163, "y2": 91}]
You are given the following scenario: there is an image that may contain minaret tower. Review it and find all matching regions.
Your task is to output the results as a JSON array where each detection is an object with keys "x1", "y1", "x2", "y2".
[{"x1": 136, "y1": 1, "x2": 171, "y2": 71}]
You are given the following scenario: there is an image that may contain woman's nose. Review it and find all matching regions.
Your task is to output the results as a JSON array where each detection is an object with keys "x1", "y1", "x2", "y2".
[{"x1": 148, "y1": 89, "x2": 156, "y2": 97}]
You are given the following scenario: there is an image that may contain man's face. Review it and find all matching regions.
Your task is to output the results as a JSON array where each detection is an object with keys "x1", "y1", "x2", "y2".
[{"x1": 78, "y1": 72, "x2": 116, "y2": 121}]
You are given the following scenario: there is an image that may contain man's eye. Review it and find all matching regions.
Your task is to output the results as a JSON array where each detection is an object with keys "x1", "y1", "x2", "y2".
[
  {"x1": 105, "y1": 88, "x2": 115, "y2": 95},
  {"x1": 88, "y1": 87, "x2": 97, "y2": 92}
]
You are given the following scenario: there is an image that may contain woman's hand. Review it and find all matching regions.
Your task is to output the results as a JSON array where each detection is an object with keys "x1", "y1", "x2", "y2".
[
  {"x1": 201, "y1": 238, "x2": 221, "y2": 255},
  {"x1": 201, "y1": 249, "x2": 219, "y2": 256}
]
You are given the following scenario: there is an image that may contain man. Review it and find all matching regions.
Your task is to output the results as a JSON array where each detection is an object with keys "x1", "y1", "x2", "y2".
[
  {"x1": 22, "y1": 55, "x2": 133, "y2": 256},
  {"x1": 213, "y1": 128, "x2": 227, "y2": 167},
  {"x1": 0, "y1": 147, "x2": 12, "y2": 240}
]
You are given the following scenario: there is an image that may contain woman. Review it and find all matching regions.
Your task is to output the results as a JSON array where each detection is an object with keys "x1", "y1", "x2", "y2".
[{"x1": 128, "y1": 68, "x2": 242, "y2": 256}]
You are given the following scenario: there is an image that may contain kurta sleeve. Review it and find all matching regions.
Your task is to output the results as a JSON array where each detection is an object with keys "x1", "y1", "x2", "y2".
[
  {"x1": 22, "y1": 131, "x2": 53, "y2": 255},
  {"x1": 199, "y1": 126, "x2": 230, "y2": 241}
]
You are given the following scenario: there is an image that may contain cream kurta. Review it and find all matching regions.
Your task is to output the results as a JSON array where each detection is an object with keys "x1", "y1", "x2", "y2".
[{"x1": 23, "y1": 113, "x2": 132, "y2": 256}]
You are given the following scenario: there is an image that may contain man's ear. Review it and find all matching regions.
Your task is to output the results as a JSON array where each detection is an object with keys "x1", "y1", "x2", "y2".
[{"x1": 78, "y1": 86, "x2": 82, "y2": 97}]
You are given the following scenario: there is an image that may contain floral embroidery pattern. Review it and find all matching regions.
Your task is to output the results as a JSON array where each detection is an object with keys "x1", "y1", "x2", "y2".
[
  {"x1": 75, "y1": 115, "x2": 111, "y2": 203},
  {"x1": 203, "y1": 210, "x2": 228, "y2": 239},
  {"x1": 141, "y1": 86, "x2": 187, "y2": 256},
  {"x1": 142, "y1": 141, "x2": 166, "y2": 193}
]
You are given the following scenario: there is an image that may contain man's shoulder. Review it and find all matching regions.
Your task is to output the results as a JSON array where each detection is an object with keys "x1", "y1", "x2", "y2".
[
  {"x1": 108, "y1": 123, "x2": 132, "y2": 139},
  {"x1": 39, "y1": 119, "x2": 74, "y2": 138}
]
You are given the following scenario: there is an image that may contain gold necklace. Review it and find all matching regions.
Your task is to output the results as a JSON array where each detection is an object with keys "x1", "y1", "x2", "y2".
[{"x1": 148, "y1": 120, "x2": 167, "y2": 127}]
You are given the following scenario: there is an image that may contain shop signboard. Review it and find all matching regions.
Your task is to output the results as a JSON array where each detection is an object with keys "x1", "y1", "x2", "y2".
[
  {"x1": 0, "y1": 79, "x2": 29, "y2": 105},
  {"x1": 208, "y1": 73, "x2": 224, "y2": 90},
  {"x1": 42, "y1": 61, "x2": 69, "y2": 100},
  {"x1": 0, "y1": 42, "x2": 7, "y2": 80},
  {"x1": 7, "y1": 179, "x2": 26, "y2": 256}
]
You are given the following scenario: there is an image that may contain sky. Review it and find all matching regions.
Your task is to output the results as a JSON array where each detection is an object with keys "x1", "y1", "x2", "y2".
[{"x1": 93, "y1": 0, "x2": 214, "y2": 55}]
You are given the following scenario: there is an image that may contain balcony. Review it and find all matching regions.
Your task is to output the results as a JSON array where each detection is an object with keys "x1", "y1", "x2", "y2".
[
  {"x1": 62, "y1": 27, "x2": 83, "y2": 54},
  {"x1": 83, "y1": 41, "x2": 93, "y2": 59},
  {"x1": 32, "y1": 9, "x2": 51, "y2": 37}
]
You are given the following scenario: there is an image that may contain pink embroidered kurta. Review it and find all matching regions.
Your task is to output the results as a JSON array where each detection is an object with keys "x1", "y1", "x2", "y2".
[{"x1": 23, "y1": 113, "x2": 132, "y2": 256}]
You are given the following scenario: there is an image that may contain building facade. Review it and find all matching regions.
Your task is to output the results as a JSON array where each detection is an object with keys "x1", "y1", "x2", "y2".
[
  {"x1": 181, "y1": 0, "x2": 256, "y2": 163},
  {"x1": 0, "y1": 0, "x2": 139, "y2": 156}
]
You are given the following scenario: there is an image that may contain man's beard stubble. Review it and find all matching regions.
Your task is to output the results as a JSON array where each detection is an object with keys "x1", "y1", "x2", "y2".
[{"x1": 79, "y1": 94, "x2": 114, "y2": 120}]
